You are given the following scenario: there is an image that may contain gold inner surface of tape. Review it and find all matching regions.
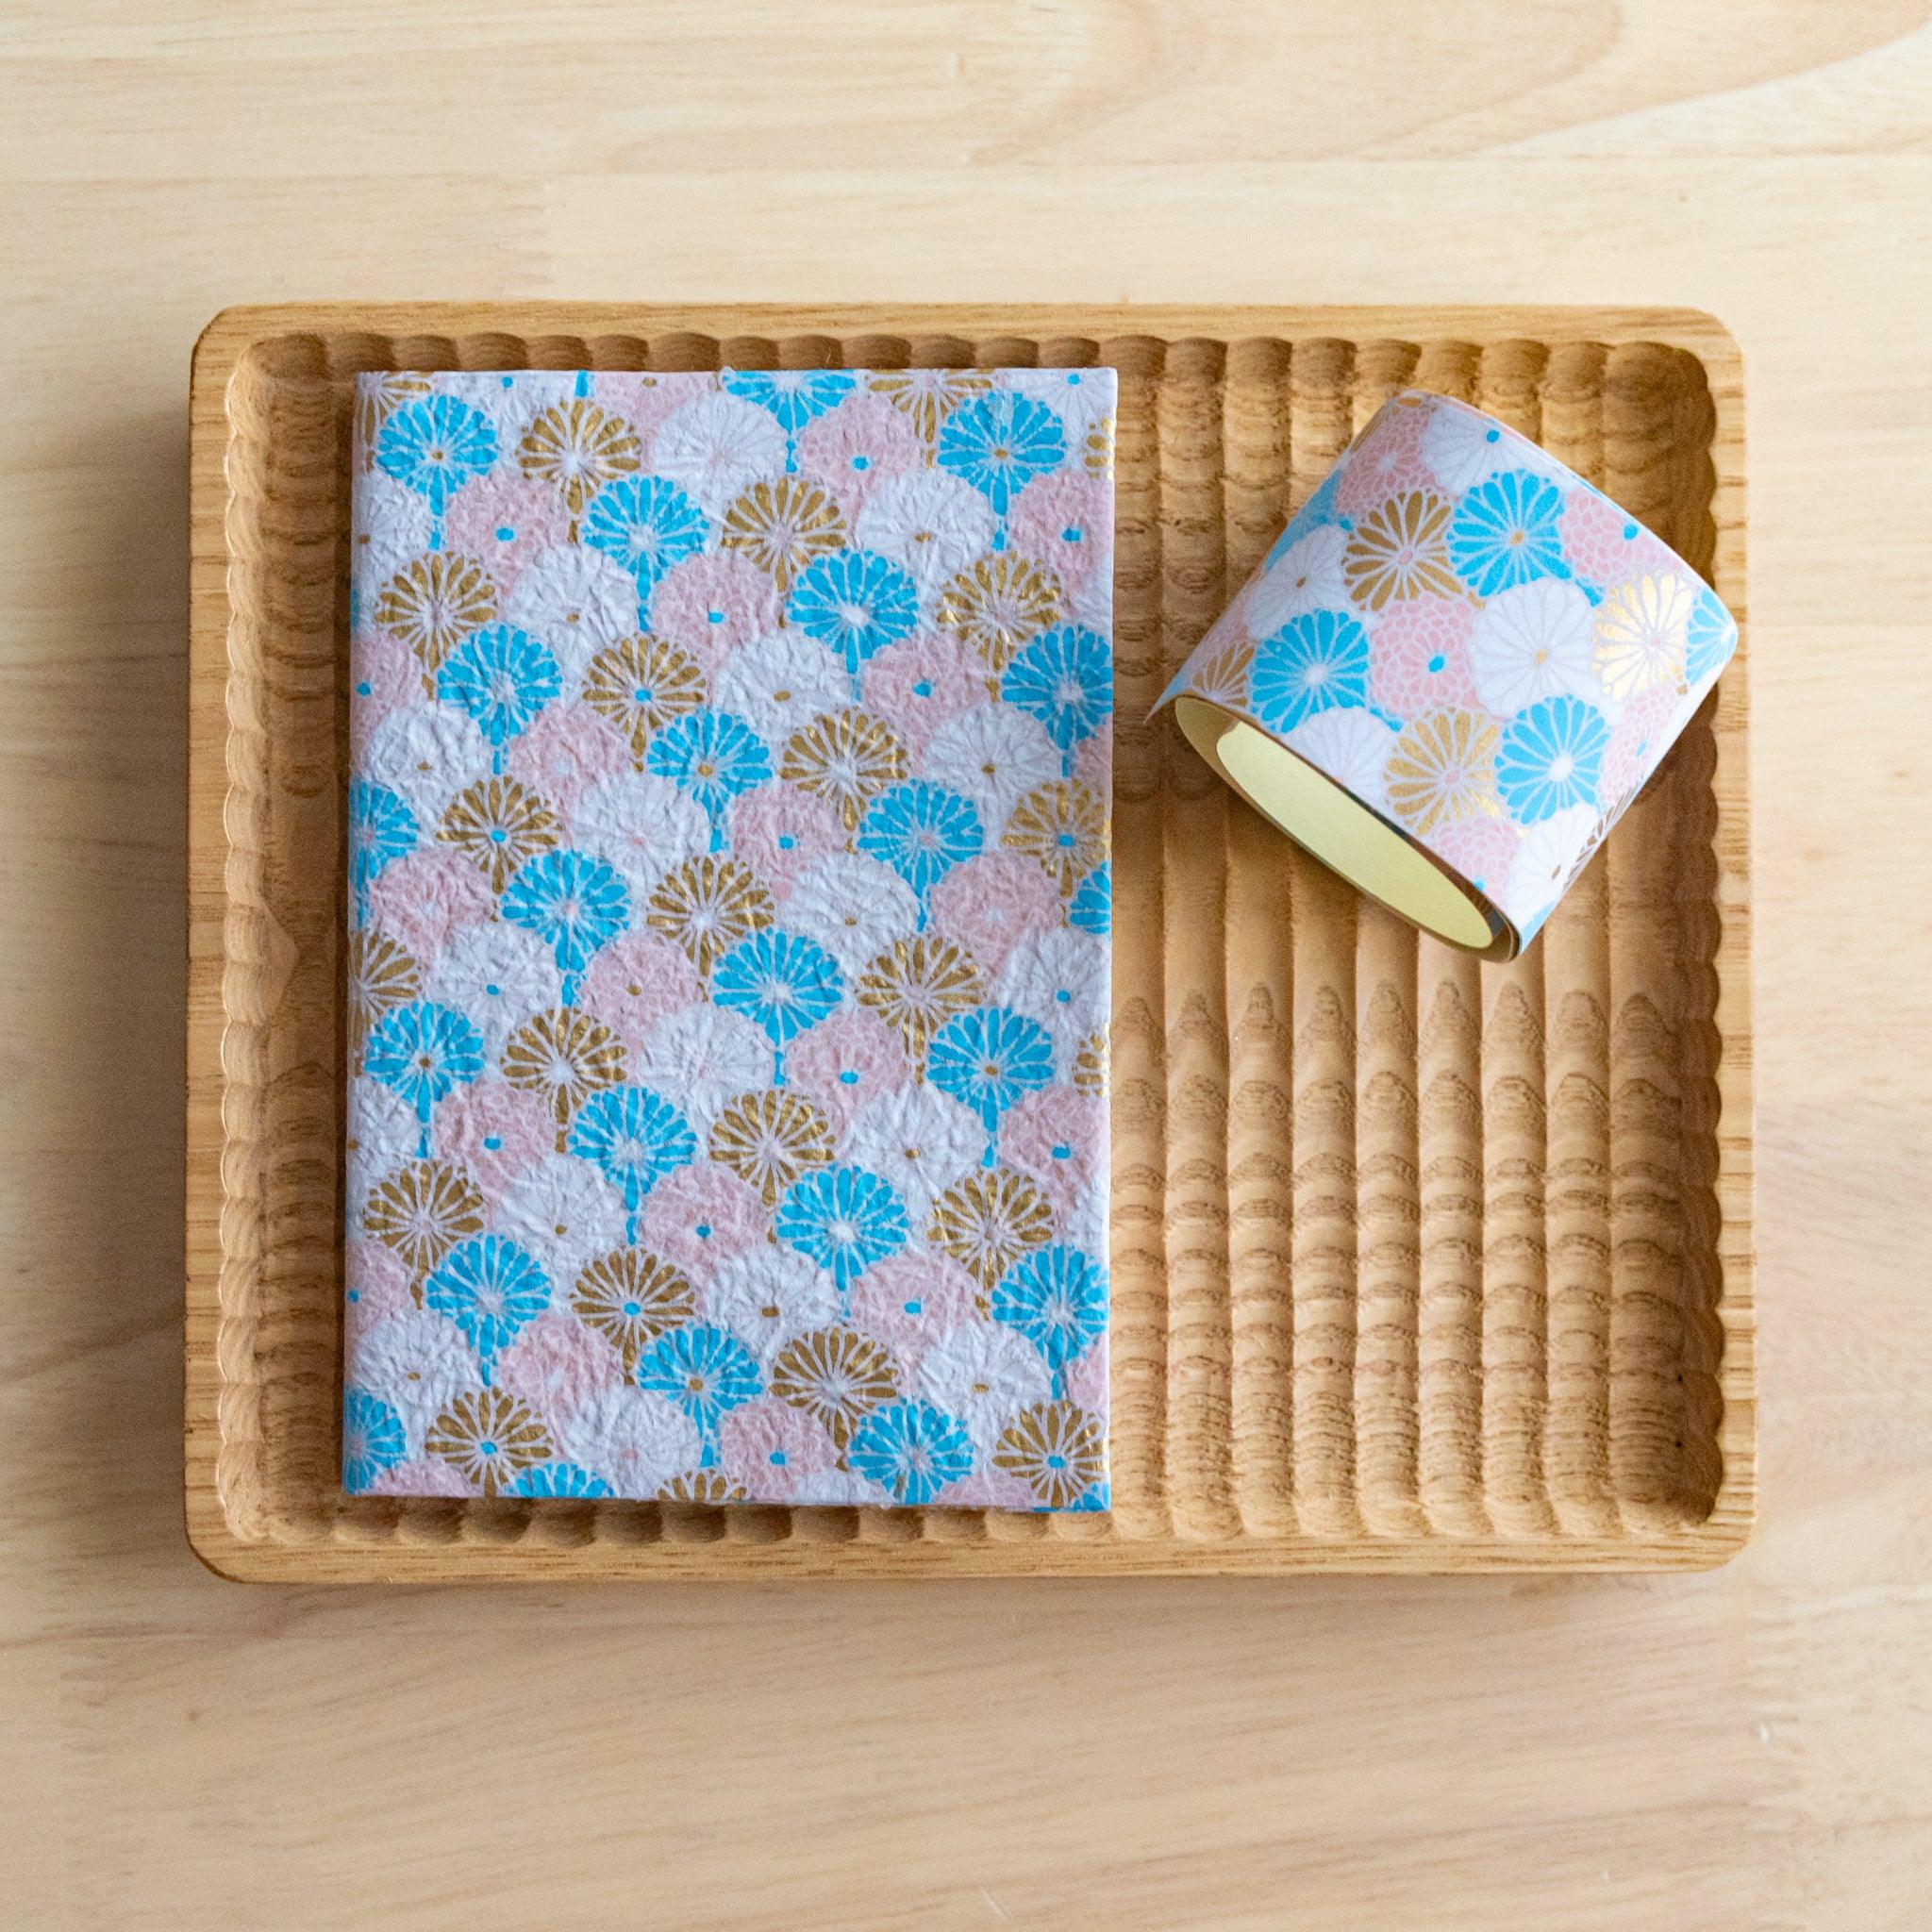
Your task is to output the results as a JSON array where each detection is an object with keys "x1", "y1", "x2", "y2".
[{"x1": 1174, "y1": 697, "x2": 1505, "y2": 957}]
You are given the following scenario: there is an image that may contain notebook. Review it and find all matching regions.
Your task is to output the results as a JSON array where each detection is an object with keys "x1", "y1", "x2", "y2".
[{"x1": 341, "y1": 365, "x2": 1114, "y2": 1509}]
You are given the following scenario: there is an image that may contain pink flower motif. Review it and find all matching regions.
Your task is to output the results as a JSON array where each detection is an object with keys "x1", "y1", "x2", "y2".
[
  {"x1": 1600, "y1": 683, "x2": 1680, "y2": 811},
  {"x1": 784, "y1": 1006, "x2": 909, "y2": 1137},
  {"x1": 1337, "y1": 401, "x2": 1439, "y2": 516},
  {"x1": 1000, "y1": 1086, "x2": 1106, "y2": 1219},
  {"x1": 858, "y1": 632, "x2": 987, "y2": 757},
  {"x1": 1008, "y1": 468, "x2": 1110, "y2": 594},
  {"x1": 345, "y1": 1238, "x2": 414, "y2": 1348},
  {"x1": 350, "y1": 632, "x2": 422, "y2": 758},
  {"x1": 506, "y1": 705, "x2": 634, "y2": 824},
  {"x1": 433, "y1": 1077, "x2": 554, "y2": 1198},
  {"x1": 364, "y1": 849, "x2": 493, "y2": 966},
  {"x1": 647, "y1": 551, "x2": 779, "y2": 669},
  {"x1": 494, "y1": 1309, "x2": 622, "y2": 1423},
  {"x1": 964, "y1": 1465, "x2": 1048, "y2": 1513},
  {"x1": 592, "y1": 372, "x2": 704, "y2": 456},
  {"x1": 927, "y1": 851, "x2": 1062, "y2": 980},
  {"x1": 727, "y1": 783, "x2": 847, "y2": 901},
  {"x1": 367, "y1": 1456, "x2": 476, "y2": 1499},
  {"x1": 1074, "y1": 718, "x2": 1113, "y2": 796},
  {"x1": 1058, "y1": 1338, "x2": 1109, "y2": 1416},
  {"x1": 640, "y1": 1164, "x2": 766, "y2": 1284},
  {"x1": 795, "y1": 392, "x2": 922, "y2": 520},
  {"x1": 716, "y1": 1395, "x2": 841, "y2": 1501},
  {"x1": 1432, "y1": 812, "x2": 1521, "y2": 901},
  {"x1": 1370, "y1": 593, "x2": 1479, "y2": 716},
  {"x1": 1558, "y1": 489, "x2": 1671, "y2": 588},
  {"x1": 441, "y1": 472, "x2": 570, "y2": 595},
  {"x1": 847, "y1": 1253, "x2": 981, "y2": 1370},
  {"x1": 579, "y1": 933, "x2": 705, "y2": 1056}
]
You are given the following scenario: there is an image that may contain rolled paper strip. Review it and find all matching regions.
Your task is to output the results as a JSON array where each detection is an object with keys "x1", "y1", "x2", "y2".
[{"x1": 1152, "y1": 391, "x2": 1739, "y2": 959}]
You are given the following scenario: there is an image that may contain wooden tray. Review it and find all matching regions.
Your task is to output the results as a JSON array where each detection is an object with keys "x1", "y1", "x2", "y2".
[{"x1": 187, "y1": 303, "x2": 1753, "y2": 1578}]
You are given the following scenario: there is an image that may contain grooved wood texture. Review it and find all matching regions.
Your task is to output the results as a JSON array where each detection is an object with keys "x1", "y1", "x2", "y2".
[{"x1": 186, "y1": 303, "x2": 1752, "y2": 1579}]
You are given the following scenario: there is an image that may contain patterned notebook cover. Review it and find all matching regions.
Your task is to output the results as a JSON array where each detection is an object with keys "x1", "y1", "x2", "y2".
[{"x1": 341, "y1": 366, "x2": 1115, "y2": 1510}]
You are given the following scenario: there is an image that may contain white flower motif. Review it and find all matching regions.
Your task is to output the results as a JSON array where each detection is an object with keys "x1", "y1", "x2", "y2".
[
  {"x1": 346, "y1": 1075, "x2": 425, "y2": 1215},
  {"x1": 923, "y1": 702, "x2": 1062, "y2": 836},
  {"x1": 561, "y1": 1385, "x2": 701, "y2": 1495},
  {"x1": 712, "y1": 628, "x2": 851, "y2": 752},
  {"x1": 1468, "y1": 577, "x2": 1597, "y2": 715},
  {"x1": 504, "y1": 543, "x2": 639, "y2": 682},
  {"x1": 570, "y1": 771, "x2": 711, "y2": 899},
  {"x1": 1245, "y1": 524, "x2": 1348, "y2": 639},
  {"x1": 703, "y1": 1248, "x2": 842, "y2": 1365},
  {"x1": 352, "y1": 1310, "x2": 482, "y2": 1454},
  {"x1": 633, "y1": 1006, "x2": 774, "y2": 1132},
  {"x1": 1502, "y1": 802, "x2": 1599, "y2": 926},
  {"x1": 855, "y1": 469, "x2": 995, "y2": 597},
  {"x1": 914, "y1": 1321, "x2": 1051, "y2": 1456},
  {"x1": 1421, "y1": 401, "x2": 1567, "y2": 493},
  {"x1": 362, "y1": 700, "x2": 492, "y2": 824},
  {"x1": 1065, "y1": 561, "x2": 1114, "y2": 639},
  {"x1": 785, "y1": 1466, "x2": 887, "y2": 1506},
  {"x1": 422, "y1": 921, "x2": 562, "y2": 1058},
  {"x1": 783, "y1": 853, "x2": 920, "y2": 976},
  {"x1": 996, "y1": 927, "x2": 1109, "y2": 1070},
  {"x1": 351, "y1": 475, "x2": 431, "y2": 616},
  {"x1": 842, "y1": 1083, "x2": 986, "y2": 1222},
  {"x1": 1062, "y1": 1175, "x2": 1109, "y2": 1260},
  {"x1": 1283, "y1": 705, "x2": 1397, "y2": 815},
  {"x1": 1008, "y1": 367, "x2": 1113, "y2": 447},
  {"x1": 494, "y1": 1155, "x2": 627, "y2": 1285},
  {"x1": 651, "y1": 391, "x2": 788, "y2": 518}
]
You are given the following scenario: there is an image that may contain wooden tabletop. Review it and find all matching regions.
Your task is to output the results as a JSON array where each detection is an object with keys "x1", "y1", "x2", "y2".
[{"x1": 6, "y1": 5, "x2": 1929, "y2": 1925}]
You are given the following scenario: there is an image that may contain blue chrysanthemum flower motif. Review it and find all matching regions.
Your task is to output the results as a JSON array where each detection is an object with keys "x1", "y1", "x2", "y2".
[
  {"x1": 927, "y1": 1006, "x2": 1055, "y2": 1167},
  {"x1": 1495, "y1": 693, "x2": 1610, "y2": 824},
  {"x1": 774, "y1": 1164, "x2": 909, "y2": 1296},
  {"x1": 1685, "y1": 583, "x2": 1737, "y2": 686},
  {"x1": 348, "y1": 777, "x2": 415, "y2": 924},
  {"x1": 847, "y1": 1400, "x2": 975, "y2": 1506},
  {"x1": 581, "y1": 475, "x2": 711, "y2": 605},
  {"x1": 342, "y1": 1387, "x2": 407, "y2": 1493},
  {"x1": 991, "y1": 1245, "x2": 1109, "y2": 1394},
  {"x1": 567, "y1": 1084, "x2": 698, "y2": 1242},
  {"x1": 644, "y1": 708, "x2": 774, "y2": 850},
  {"x1": 1069, "y1": 860, "x2": 1111, "y2": 937},
  {"x1": 857, "y1": 780, "x2": 983, "y2": 927},
  {"x1": 364, "y1": 1000, "x2": 486, "y2": 1156},
  {"x1": 637, "y1": 1324, "x2": 762, "y2": 1461},
  {"x1": 437, "y1": 623, "x2": 562, "y2": 772},
  {"x1": 1263, "y1": 468, "x2": 1343, "y2": 568},
  {"x1": 787, "y1": 548, "x2": 921, "y2": 681},
  {"x1": 500, "y1": 847, "x2": 630, "y2": 1005},
  {"x1": 938, "y1": 391, "x2": 1067, "y2": 519},
  {"x1": 424, "y1": 1234, "x2": 551, "y2": 1382},
  {"x1": 376, "y1": 394, "x2": 497, "y2": 525},
  {"x1": 506, "y1": 1461, "x2": 613, "y2": 1499},
  {"x1": 724, "y1": 369, "x2": 858, "y2": 470},
  {"x1": 1249, "y1": 608, "x2": 1372, "y2": 736},
  {"x1": 712, "y1": 929, "x2": 844, "y2": 1083},
  {"x1": 1447, "y1": 469, "x2": 1569, "y2": 598},
  {"x1": 1003, "y1": 625, "x2": 1112, "y2": 774}
]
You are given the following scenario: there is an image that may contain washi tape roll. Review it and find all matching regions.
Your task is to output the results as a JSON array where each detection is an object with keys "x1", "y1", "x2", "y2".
[{"x1": 1154, "y1": 391, "x2": 1737, "y2": 958}]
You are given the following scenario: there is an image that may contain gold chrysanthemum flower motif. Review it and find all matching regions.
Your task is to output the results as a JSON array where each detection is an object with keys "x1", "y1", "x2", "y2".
[
  {"x1": 720, "y1": 475, "x2": 847, "y2": 593},
  {"x1": 994, "y1": 1399, "x2": 1107, "y2": 1508},
  {"x1": 658, "y1": 1468, "x2": 748, "y2": 1505},
  {"x1": 1184, "y1": 633, "x2": 1255, "y2": 710},
  {"x1": 362, "y1": 1158, "x2": 484, "y2": 1280},
  {"x1": 1341, "y1": 490, "x2": 1460, "y2": 613},
  {"x1": 347, "y1": 928, "x2": 420, "y2": 1071},
  {"x1": 927, "y1": 1169, "x2": 1056, "y2": 1297},
  {"x1": 867, "y1": 369, "x2": 993, "y2": 443},
  {"x1": 516, "y1": 399, "x2": 641, "y2": 520},
  {"x1": 1084, "y1": 412, "x2": 1116, "y2": 477},
  {"x1": 779, "y1": 707, "x2": 911, "y2": 831},
  {"x1": 646, "y1": 855, "x2": 774, "y2": 978},
  {"x1": 582, "y1": 634, "x2": 708, "y2": 764},
  {"x1": 374, "y1": 553, "x2": 497, "y2": 678},
  {"x1": 354, "y1": 374, "x2": 431, "y2": 471},
  {"x1": 770, "y1": 1326, "x2": 900, "y2": 1451},
  {"x1": 856, "y1": 935, "x2": 985, "y2": 1065},
  {"x1": 1384, "y1": 708, "x2": 1502, "y2": 836},
  {"x1": 1004, "y1": 778, "x2": 1108, "y2": 896},
  {"x1": 438, "y1": 775, "x2": 559, "y2": 892},
  {"x1": 1073, "y1": 1028, "x2": 1108, "y2": 1097},
  {"x1": 426, "y1": 1388, "x2": 552, "y2": 1496},
  {"x1": 572, "y1": 1249, "x2": 696, "y2": 1374},
  {"x1": 501, "y1": 1007, "x2": 627, "y2": 1142},
  {"x1": 935, "y1": 554, "x2": 1062, "y2": 675},
  {"x1": 1592, "y1": 571, "x2": 1692, "y2": 700},
  {"x1": 708, "y1": 1088, "x2": 836, "y2": 1208}
]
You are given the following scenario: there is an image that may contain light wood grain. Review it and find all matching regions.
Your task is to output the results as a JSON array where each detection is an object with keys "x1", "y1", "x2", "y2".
[{"x1": 7, "y1": 2, "x2": 1932, "y2": 1925}]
